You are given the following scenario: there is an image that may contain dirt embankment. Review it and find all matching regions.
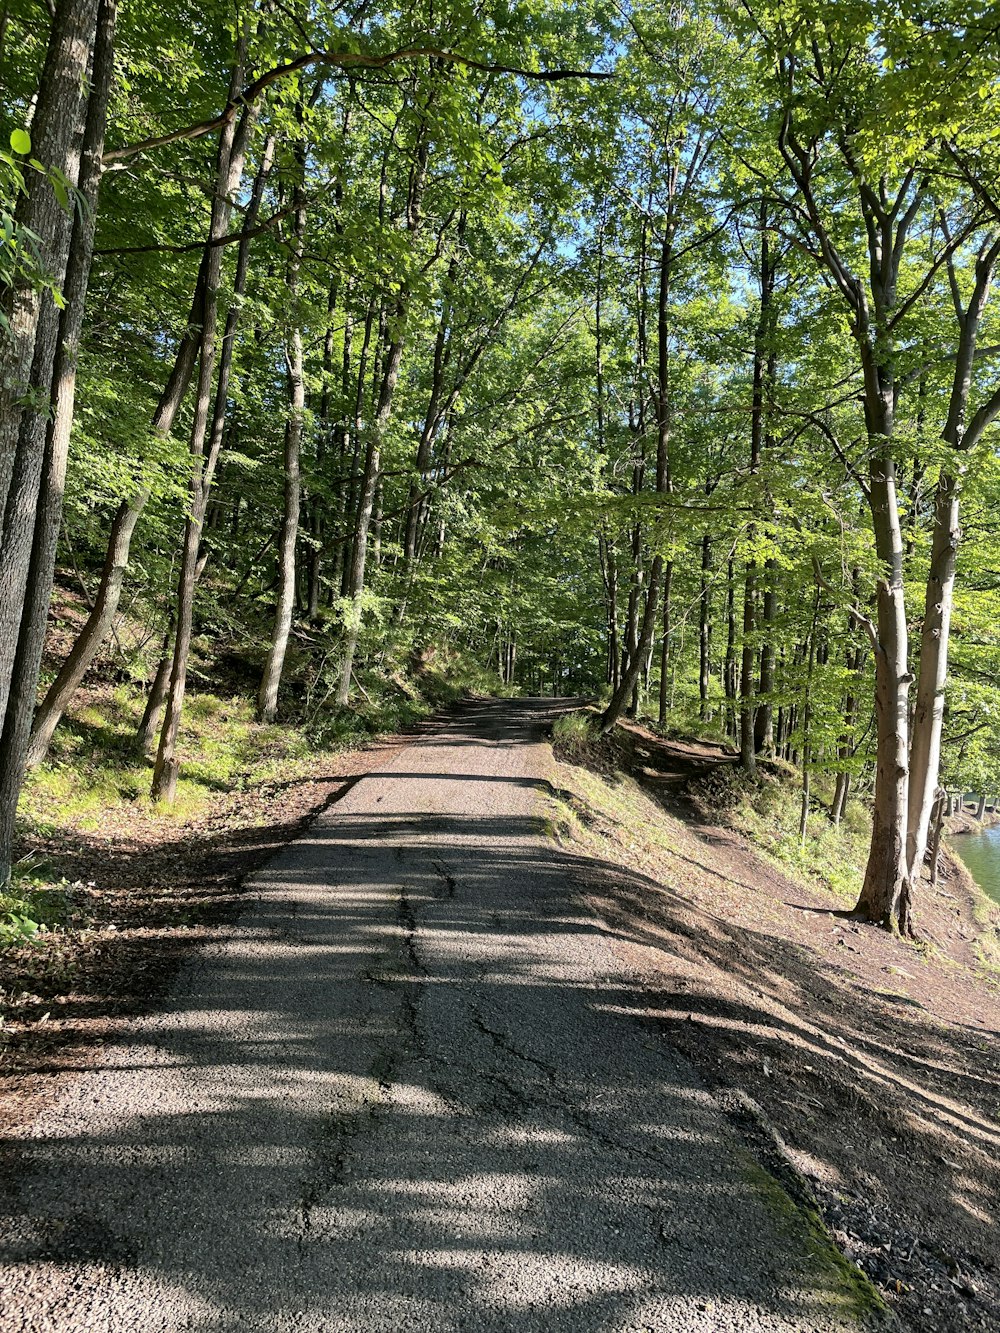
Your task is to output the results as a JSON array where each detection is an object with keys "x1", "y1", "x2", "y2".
[{"x1": 549, "y1": 719, "x2": 1000, "y2": 1333}]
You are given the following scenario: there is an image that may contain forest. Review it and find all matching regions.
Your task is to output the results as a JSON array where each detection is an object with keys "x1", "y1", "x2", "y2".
[{"x1": 4, "y1": 0, "x2": 1000, "y2": 940}]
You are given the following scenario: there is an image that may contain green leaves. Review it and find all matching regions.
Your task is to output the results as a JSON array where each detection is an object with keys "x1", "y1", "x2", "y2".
[{"x1": 9, "y1": 128, "x2": 31, "y2": 156}]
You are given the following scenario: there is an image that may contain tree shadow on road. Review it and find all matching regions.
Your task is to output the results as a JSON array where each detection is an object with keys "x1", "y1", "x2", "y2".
[{"x1": 1, "y1": 800, "x2": 874, "y2": 1332}]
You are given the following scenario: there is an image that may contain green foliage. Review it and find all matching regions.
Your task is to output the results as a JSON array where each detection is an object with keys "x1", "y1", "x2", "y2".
[
  {"x1": 0, "y1": 861, "x2": 79, "y2": 950},
  {"x1": 551, "y1": 709, "x2": 601, "y2": 762},
  {"x1": 723, "y1": 767, "x2": 871, "y2": 903}
]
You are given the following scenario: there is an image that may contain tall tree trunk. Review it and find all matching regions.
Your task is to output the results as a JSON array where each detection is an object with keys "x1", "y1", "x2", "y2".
[
  {"x1": 853, "y1": 447, "x2": 912, "y2": 930},
  {"x1": 307, "y1": 278, "x2": 339, "y2": 621},
  {"x1": 798, "y1": 592, "x2": 821, "y2": 842},
  {"x1": 27, "y1": 224, "x2": 222, "y2": 763},
  {"x1": 257, "y1": 325, "x2": 304, "y2": 721},
  {"x1": 724, "y1": 557, "x2": 737, "y2": 738},
  {"x1": 905, "y1": 238, "x2": 1000, "y2": 877},
  {"x1": 150, "y1": 51, "x2": 252, "y2": 802},
  {"x1": 741, "y1": 203, "x2": 773, "y2": 773},
  {"x1": 0, "y1": 0, "x2": 110, "y2": 881},
  {"x1": 602, "y1": 223, "x2": 672, "y2": 734},
  {"x1": 334, "y1": 79, "x2": 437, "y2": 705},
  {"x1": 699, "y1": 533, "x2": 712, "y2": 722},
  {"x1": 335, "y1": 330, "x2": 405, "y2": 705},
  {"x1": 927, "y1": 788, "x2": 947, "y2": 887},
  {"x1": 658, "y1": 562, "x2": 673, "y2": 728},
  {"x1": 136, "y1": 634, "x2": 173, "y2": 758},
  {"x1": 258, "y1": 152, "x2": 307, "y2": 723},
  {"x1": 740, "y1": 565, "x2": 757, "y2": 772},
  {"x1": 754, "y1": 562, "x2": 777, "y2": 753}
]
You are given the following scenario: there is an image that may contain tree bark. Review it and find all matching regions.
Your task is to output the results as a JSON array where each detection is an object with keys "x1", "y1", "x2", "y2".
[
  {"x1": 258, "y1": 320, "x2": 305, "y2": 721},
  {"x1": 853, "y1": 450, "x2": 912, "y2": 930},
  {"x1": 27, "y1": 255, "x2": 212, "y2": 767},
  {"x1": 658, "y1": 562, "x2": 673, "y2": 728},
  {"x1": 258, "y1": 146, "x2": 306, "y2": 723},
  {"x1": 0, "y1": 0, "x2": 107, "y2": 881},
  {"x1": 740, "y1": 563, "x2": 757, "y2": 773},
  {"x1": 724, "y1": 557, "x2": 737, "y2": 739},
  {"x1": 150, "y1": 51, "x2": 252, "y2": 802},
  {"x1": 754, "y1": 563, "x2": 777, "y2": 753},
  {"x1": 699, "y1": 533, "x2": 712, "y2": 722},
  {"x1": 905, "y1": 471, "x2": 959, "y2": 876},
  {"x1": 136, "y1": 639, "x2": 173, "y2": 757}
]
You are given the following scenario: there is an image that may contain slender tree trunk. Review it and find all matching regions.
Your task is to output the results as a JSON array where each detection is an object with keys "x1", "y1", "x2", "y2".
[
  {"x1": 928, "y1": 788, "x2": 947, "y2": 886},
  {"x1": 258, "y1": 157, "x2": 307, "y2": 723},
  {"x1": 798, "y1": 592, "x2": 820, "y2": 842},
  {"x1": 699, "y1": 534, "x2": 712, "y2": 721},
  {"x1": 831, "y1": 772, "x2": 850, "y2": 827},
  {"x1": 854, "y1": 449, "x2": 912, "y2": 930},
  {"x1": 741, "y1": 206, "x2": 771, "y2": 773},
  {"x1": 906, "y1": 471, "x2": 960, "y2": 876},
  {"x1": 335, "y1": 331, "x2": 405, "y2": 705},
  {"x1": 27, "y1": 236, "x2": 219, "y2": 763},
  {"x1": 136, "y1": 640, "x2": 172, "y2": 757},
  {"x1": 740, "y1": 564, "x2": 757, "y2": 772},
  {"x1": 724, "y1": 558, "x2": 737, "y2": 738},
  {"x1": 150, "y1": 51, "x2": 252, "y2": 802},
  {"x1": 600, "y1": 220, "x2": 671, "y2": 735},
  {"x1": 258, "y1": 323, "x2": 305, "y2": 721},
  {"x1": 658, "y1": 562, "x2": 673, "y2": 728},
  {"x1": 755, "y1": 562, "x2": 777, "y2": 753}
]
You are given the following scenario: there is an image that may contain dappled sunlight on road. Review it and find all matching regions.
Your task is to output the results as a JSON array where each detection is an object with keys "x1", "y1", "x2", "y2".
[{"x1": 1, "y1": 701, "x2": 868, "y2": 1332}]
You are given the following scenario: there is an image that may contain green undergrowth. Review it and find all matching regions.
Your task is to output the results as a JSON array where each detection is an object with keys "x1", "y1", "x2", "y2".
[
  {"x1": 700, "y1": 764, "x2": 871, "y2": 905},
  {"x1": 19, "y1": 644, "x2": 510, "y2": 839},
  {"x1": 0, "y1": 857, "x2": 88, "y2": 950},
  {"x1": 552, "y1": 706, "x2": 870, "y2": 906},
  {"x1": 547, "y1": 732, "x2": 686, "y2": 872},
  {"x1": 21, "y1": 685, "x2": 317, "y2": 829},
  {"x1": 551, "y1": 709, "x2": 602, "y2": 763}
]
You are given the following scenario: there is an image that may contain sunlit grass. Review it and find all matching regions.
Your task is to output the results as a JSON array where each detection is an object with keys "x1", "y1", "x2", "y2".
[{"x1": 19, "y1": 687, "x2": 320, "y2": 829}]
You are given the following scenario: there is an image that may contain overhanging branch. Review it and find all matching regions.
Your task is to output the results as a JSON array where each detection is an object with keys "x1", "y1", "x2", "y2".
[{"x1": 103, "y1": 45, "x2": 613, "y2": 166}]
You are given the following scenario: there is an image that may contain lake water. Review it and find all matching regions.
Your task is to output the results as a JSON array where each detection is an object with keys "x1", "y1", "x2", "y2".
[{"x1": 953, "y1": 824, "x2": 1000, "y2": 905}]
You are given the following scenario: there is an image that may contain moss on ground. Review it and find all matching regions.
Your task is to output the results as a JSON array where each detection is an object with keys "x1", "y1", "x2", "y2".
[{"x1": 740, "y1": 1156, "x2": 890, "y2": 1325}]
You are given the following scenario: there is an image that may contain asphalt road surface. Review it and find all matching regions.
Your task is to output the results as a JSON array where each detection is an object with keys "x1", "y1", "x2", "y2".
[{"x1": 1, "y1": 699, "x2": 870, "y2": 1331}]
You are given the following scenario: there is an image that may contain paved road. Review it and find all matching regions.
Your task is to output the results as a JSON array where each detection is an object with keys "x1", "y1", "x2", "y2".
[{"x1": 1, "y1": 700, "x2": 869, "y2": 1331}]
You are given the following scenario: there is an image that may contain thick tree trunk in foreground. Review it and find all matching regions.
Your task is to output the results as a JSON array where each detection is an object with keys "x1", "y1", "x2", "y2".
[
  {"x1": 0, "y1": 0, "x2": 106, "y2": 881},
  {"x1": 853, "y1": 451, "x2": 912, "y2": 931}
]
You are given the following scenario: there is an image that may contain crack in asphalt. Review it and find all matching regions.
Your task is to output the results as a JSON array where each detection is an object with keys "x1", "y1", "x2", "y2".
[
  {"x1": 0, "y1": 700, "x2": 877, "y2": 1333},
  {"x1": 431, "y1": 859, "x2": 457, "y2": 899}
]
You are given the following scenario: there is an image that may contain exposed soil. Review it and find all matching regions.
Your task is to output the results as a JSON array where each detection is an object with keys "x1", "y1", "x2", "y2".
[
  {"x1": 0, "y1": 727, "x2": 419, "y2": 1136},
  {"x1": 554, "y1": 719, "x2": 1000, "y2": 1333}
]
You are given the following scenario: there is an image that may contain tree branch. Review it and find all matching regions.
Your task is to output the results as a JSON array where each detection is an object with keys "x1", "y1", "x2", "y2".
[{"x1": 103, "y1": 45, "x2": 613, "y2": 165}]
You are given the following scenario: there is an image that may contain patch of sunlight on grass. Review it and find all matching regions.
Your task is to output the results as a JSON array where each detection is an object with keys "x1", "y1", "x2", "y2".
[{"x1": 18, "y1": 685, "x2": 331, "y2": 834}]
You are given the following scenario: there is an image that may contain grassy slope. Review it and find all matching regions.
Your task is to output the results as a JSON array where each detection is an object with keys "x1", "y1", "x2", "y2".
[{"x1": 545, "y1": 709, "x2": 1000, "y2": 1333}]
